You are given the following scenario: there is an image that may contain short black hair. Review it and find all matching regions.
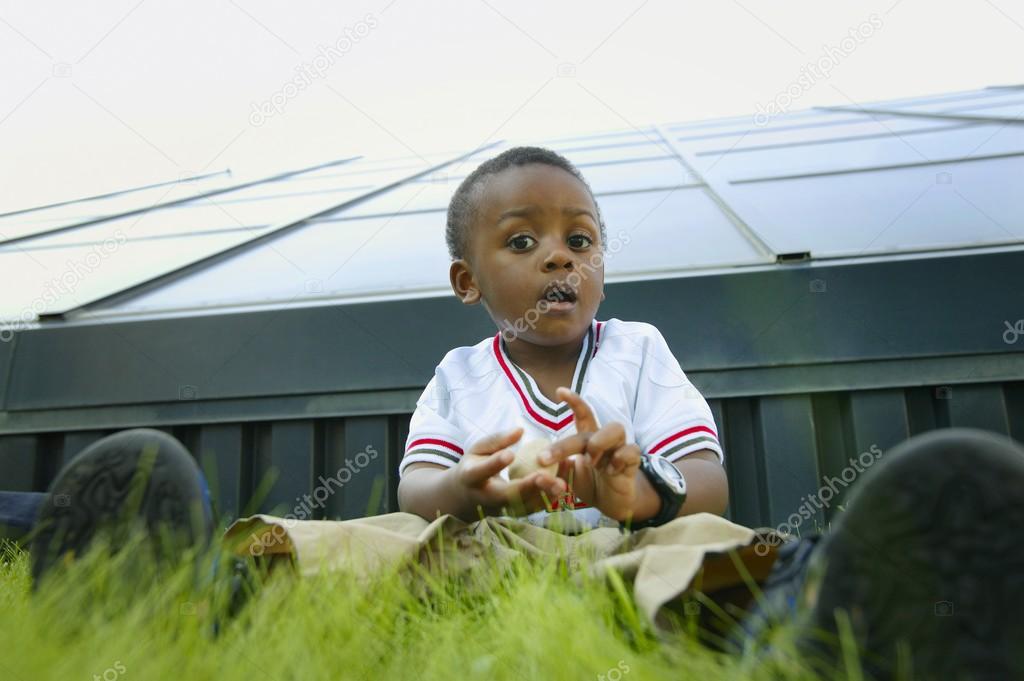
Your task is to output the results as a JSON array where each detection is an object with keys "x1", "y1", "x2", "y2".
[{"x1": 445, "y1": 146, "x2": 606, "y2": 262}]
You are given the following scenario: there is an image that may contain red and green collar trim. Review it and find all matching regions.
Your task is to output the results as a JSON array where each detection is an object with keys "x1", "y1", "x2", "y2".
[{"x1": 492, "y1": 320, "x2": 604, "y2": 432}]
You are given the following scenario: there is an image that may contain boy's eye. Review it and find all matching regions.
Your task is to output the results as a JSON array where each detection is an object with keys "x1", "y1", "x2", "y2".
[
  {"x1": 508, "y1": 235, "x2": 536, "y2": 250},
  {"x1": 507, "y1": 233, "x2": 593, "y2": 251},
  {"x1": 569, "y1": 234, "x2": 593, "y2": 249}
]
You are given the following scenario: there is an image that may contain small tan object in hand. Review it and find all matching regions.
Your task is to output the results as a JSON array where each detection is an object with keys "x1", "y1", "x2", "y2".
[{"x1": 508, "y1": 438, "x2": 558, "y2": 479}]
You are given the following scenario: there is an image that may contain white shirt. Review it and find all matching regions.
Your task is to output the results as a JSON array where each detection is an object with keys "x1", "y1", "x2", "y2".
[{"x1": 400, "y1": 318, "x2": 723, "y2": 532}]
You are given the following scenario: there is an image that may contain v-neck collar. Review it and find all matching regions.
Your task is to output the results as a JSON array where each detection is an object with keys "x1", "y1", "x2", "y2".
[{"x1": 492, "y1": 319, "x2": 603, "y2": 432}]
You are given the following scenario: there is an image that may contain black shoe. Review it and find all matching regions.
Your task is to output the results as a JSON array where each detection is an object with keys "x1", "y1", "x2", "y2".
[
  {"x1": 30, "y1": 428, "x2": 214, "y2": 586},
  {"x1": 794, "y1": 428, "x2": 1024, "y2": 680}
]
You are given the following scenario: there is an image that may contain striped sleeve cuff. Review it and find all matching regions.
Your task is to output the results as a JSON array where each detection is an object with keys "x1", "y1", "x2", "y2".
[
  {"x1": 645, "y1": 422, "x2": 723, "y2": 464},
  {"x1": 398, "y1": 437, "x2": 464, "y2": 477}
]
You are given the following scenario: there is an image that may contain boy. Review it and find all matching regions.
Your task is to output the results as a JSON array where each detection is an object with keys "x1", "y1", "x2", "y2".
[
  {"x1": 21, "y1": 147, "x2": 1024, "y2": 680},
  {"x1": 397, "y1": 147, "x2": 729, "y2": 532}
]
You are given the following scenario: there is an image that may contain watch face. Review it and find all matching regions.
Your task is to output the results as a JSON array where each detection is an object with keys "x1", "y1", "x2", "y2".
[{"x1": 652, "y1": 456, "x2": 686, "y2": 496}]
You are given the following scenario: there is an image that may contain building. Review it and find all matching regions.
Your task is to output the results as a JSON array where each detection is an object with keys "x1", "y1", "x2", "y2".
[{"x1": 2, "y1": 85, "x2": 1022, "y2": 531}]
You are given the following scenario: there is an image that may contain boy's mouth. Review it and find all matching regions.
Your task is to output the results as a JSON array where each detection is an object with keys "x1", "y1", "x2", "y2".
[{"x1": 540, "y1": 281, "x2": 578, "y2": 309}]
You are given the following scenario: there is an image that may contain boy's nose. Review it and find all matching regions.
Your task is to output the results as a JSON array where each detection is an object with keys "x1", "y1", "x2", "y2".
[{"x1": 543, "y1": 244, "x2": 575, "y2": 271}]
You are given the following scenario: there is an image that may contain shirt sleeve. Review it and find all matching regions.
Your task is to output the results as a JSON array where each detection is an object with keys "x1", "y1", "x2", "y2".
[
  {"x1": 399, "y1": 371, "x2": 466, "y2": 478},
  {"x1": 632, "y1": 325, "x2": 724, "y2": 464}
]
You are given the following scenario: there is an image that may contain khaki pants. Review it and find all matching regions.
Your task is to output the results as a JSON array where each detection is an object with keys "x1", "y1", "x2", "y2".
[{"x1": 224, "y1": 511, "x2": 785, "y2": 629}]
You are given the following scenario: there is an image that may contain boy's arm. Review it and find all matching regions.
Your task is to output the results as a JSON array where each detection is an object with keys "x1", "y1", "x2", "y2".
[
  {"x1": 631, "y1": 449, "x2": 729, "y2": 521},
  {"x1": 398, "y1": 463, "x2": 480, "y2": 521}
]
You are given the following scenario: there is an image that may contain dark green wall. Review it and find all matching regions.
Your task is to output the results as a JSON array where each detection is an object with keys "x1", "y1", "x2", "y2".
[{"x1": 2, "y1": 249, "x2": 1023, "y2": 530}]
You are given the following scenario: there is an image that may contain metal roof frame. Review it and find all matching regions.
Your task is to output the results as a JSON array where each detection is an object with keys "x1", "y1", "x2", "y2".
[
  {"x1": 0, "y1": 169, "x2": 231, "y2": 219},
  {"x1": 47, "y1": 141, "x2": 504, "y2": 321},
  {"x1": 0, "y1": 156, "x2": 361, "y2": 248},
  {"x1": 12, "y1": 223, "x2": 270, "y2": 252},
  {"x1": 694, "y1": 122, "x2": 977, "y2": 157},
  {"x1": 653, "y1": 124, "x2": 777, "y2": 259},
  {"x1": 350, "y1": 169, "x2": 704, "y2": 220},
  {"x1": 318, "y1": 183, "x2": 708, "y2": 224},
  {"x1": 673, "y1": 96, "x2": 1024, "y2": 145},
  {"x1": 662, "y1": 86, "x2": 1021, "y2": 133},
  {"x1": 731, "y1": 149, "x2": 1024, "y2": 184},
  {"x1": 818, "y1": 105, "x2": 1024, "y2": 127}
]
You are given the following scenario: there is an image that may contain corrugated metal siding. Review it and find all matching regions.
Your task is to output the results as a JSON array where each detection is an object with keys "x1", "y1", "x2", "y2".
[{"x1": 3, "y1": 382, "x2": 1019, "y2": 530}]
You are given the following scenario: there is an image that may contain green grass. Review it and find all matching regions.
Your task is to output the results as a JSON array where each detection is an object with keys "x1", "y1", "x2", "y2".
[{"x1": 0, "y1": 537, "x2": 863, "y2": 681}]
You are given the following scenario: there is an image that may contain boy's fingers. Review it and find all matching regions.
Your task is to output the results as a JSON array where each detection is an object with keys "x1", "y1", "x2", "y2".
[
  {"x1": 538, "y1": 433, "x2": 589, "y2": 467},
  {"x1": 468, "y1": 427, "x2": 523, "y2": 456},
  {"x1": 540, "y1": 422, "x2": 626, "y2": 468},
  {"x1": 478, "y1": 474, "x2": 509, "y2": 499},
  {"x1": 556, "y1": 387, "x2": 599, "y2": 432},
  {"x1": 507, "y1": 473, "x2": 548, "y2": 498},
  {"x1": 531, "y1": 472, "x2": 566, "y2": 498},
  {"x1": 508, "y1": 473, "x2": 565, "y2": 508},
  {"x1": 609, "y1": 444, "x2": 642, "y2": 474},
  {"x1": 584, "y1": 423, "x2": 627, "y2": 468},
  {"x1": 461, "y1": 448, "x2": 514, "y2": 486}
]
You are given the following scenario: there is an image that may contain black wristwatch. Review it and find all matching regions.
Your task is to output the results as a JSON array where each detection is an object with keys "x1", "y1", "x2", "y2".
[{"x1": 621, "y1": 454, "x2": 687, "y2": 531}]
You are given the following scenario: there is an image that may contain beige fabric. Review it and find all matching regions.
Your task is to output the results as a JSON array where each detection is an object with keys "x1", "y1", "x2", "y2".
[{"x1": 223, "y1": 511, "x2": 783, "y2": 626}]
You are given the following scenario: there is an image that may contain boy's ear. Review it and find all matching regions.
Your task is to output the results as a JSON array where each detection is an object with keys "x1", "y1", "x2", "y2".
[{"x1": 450, "y1": 260, "x2": 481, "y2": 305}]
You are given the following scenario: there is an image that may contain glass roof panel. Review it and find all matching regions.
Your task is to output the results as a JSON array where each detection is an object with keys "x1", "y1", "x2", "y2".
[
  {"x1": 13, "y1": 189, "x2": 373, "y2": 249},
  {"x1": 557, "y1": 141, "x2": 672, "y2": 165},
  {"x1": 4, "y1": 160, "x2": 420, "y2": 249},
  {"x1": 673, "y1": 112, "x2": 871, "y2": 142},
  {"x1": 703, "y1": 124, "x2": 1024, "y2": 181},
  {"x1": 29, "y1": 87, "x2": 1022, "y2": 321},
  {"x1": 6, "y1": 212, "x2": 265, "y2": 250},
  {"x1": 570, "y1": 157, "x2": 697, "y2": 192},
  {"x1": 0, "y1": 174, "x2": 235, "y2": 243},
  {"x1": 900, "y1": 93, "x2": 1024, "y2": 115},
  {"x1": 597, "y1": 188, "x2": 767, "y2": 273},
  {"x1": 542, "y1": 129, "x2": 654, "y2": 148},
  {"x1": 265, "y1": 158, "x2": 430, "y2": 192},
  {"x1": 412, "y1": 156, "x2": 697, "y2": 195},
  {"x1": 327, "y1": 181, "x2": 457, "y2": 217},
  {"x1": 879, "y1": 88, "x2": 1023, "y2": 111},
  {"x1": 104, "y1": 186, "x2": 767, "y2": 316},
  {"x1": 450, "y1": 136, "x2": 671, "y2": 169},
  {"x1": 104, "y1": 212, "x2": 453, "y2": 314},
  {"x1": 728, "y1": 154, "x2": 1024, "y2": 257},
  {"x1": 0, "y1": 229, "x2": 265, "y2": 322},
  {"x1": 948, "y1": 102, "x2": 1024, "y2": 119},
  {"x1": 688, "y1": 119, "x2": 961, "y2": 159},
  {"x1": 333, "y1": 157, "x2": 700, "y2": 218},
  {"x1": 679, "y1": 116, "x2": 954, "y2": 155}
]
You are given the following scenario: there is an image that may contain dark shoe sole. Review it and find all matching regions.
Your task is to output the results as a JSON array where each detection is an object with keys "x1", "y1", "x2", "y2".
[
  {"x1": 799, "y1": 428, "x2": 1024, "y2": 680},
  {"x1": 30, "y1": 428, "x2": 213, "y2": 585}
]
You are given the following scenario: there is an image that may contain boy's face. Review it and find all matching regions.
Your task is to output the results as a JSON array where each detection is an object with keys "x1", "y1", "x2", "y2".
[{"x1": 450, "y1": 163, "x2": 605, "y2": 346}]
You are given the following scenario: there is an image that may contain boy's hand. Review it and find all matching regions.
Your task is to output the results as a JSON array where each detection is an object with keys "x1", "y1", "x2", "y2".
[
  {"x1": 538, "y1": 387, "x2": 642, "y2": 522},
  {"x1": 451, "y1": 427, "x2": 567, "y2": 517}
]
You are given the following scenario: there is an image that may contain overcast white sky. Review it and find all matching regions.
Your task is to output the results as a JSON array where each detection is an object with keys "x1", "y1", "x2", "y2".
[{"x1": 1, "y1": 0, "x2": 1022, "y2": 213}]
